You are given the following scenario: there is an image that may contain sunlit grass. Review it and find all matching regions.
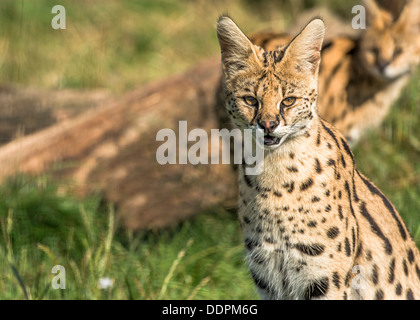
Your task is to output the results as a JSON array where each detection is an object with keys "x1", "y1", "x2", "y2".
[
  {"x1": 353, "y1": 68, "x2": 420, "y2": 246},
  {"x1": 0, "y1": 0, "x2": 354, "y2": 92},
  {"x1": 0, "y1": 0, "x2": 282, "y2": 92},
  {"x1": 0, "y1": 175, "x2": 258, "y2": 299}
]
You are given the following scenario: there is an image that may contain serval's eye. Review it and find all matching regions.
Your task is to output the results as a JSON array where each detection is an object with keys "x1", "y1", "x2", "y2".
[
  {"x1": 281, "y1": 97, "x2": 296, "y2": 107},
  {"x1": 371, "y1": 47, "x2": 379, "y2": 56},
  {"x1": 393, "y1": 47, "x2": 403, "y2": 59},
  {"x1": 243, "y1": 96, "x2": 258, "y2": 107}
]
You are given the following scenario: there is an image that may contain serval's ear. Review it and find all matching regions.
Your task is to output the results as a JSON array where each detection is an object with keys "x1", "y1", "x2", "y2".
[
  {"x1": 217, "y1": 16, "x2": 261, "y2": 78},
  {"x1": 394, "y1": 0, "x2": 420, "y2": 34},
  {"x1": 283, "y1": 18, "x2": 325, "y2": 75},
  {"x1": 364, "y1": 0, "x2": 392, "y2": 30}
]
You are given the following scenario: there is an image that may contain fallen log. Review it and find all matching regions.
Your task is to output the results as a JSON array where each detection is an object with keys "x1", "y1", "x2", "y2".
[
  {"x1": 0, "y1": 58, "x2": 237, "y2": 230},
  {"x1": 0, "y1": 85, "x2": 111, "y2": 145}
]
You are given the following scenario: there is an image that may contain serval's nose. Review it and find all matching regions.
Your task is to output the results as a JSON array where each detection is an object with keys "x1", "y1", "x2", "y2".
[
  {"x1": 376, "y1": 58, "x2": 390, "y2": 73},
  {"x1": 257, "y1": 118, "x2": 279, "y2": 134}
]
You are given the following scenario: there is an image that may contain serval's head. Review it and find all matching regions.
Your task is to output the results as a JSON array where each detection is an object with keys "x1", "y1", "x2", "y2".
[
  {"x1": 359, "y1": 0, "x2": 420, "y2": 81},
  {"x1": 217, "y1": 17, "x2": 325, "y2": 150}
]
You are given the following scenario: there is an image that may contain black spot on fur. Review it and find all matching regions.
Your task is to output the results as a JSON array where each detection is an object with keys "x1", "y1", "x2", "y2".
[
  {"x1": 324, "y1": 59, "x2": 346, "y2": 90},
  {"x1": 316, "y1": 129, "x2": 321, "y2": 146},
  {"x1": 245, "y1": 238, "x2": 259, "y2": 250},
  {"x1": 403, "y1": 259, "x2": 408, "y2": 276},
  {"x1": 264, "y1": 237, "x2": 276, "y2": 244},
  {"x1": 332, "y1": 272, "x2": 340, "y2": 289},
  {"x1": 416, "y1": 265, "x2": 420, "y2": 281},
  {"x1": 340, "y1": 154, "x2": 346, "y2": 168},
  {"x1": 344, "y1": 237, "x2": 351, "y2": 257},
  {"x1": 407, "y1": 289, "x2": 415, "y2": 300},
  {"x1": 273, "y1": 190, "x2": 282, "y2": 197},
  {"x1": 304, "y1": 277, "x2": 329, "y2": 300},
  {"x1": 338, "y1": 205, "x2": 343, "y2": 220},
  {"x1": 315, "y1": 158, "x2": 322, "y2": 173},
  {"x1": 341, "y1": 138, "x2": 354, "y2": 163},
  {"x1": 343, "y1": 182, "x2": 359, "y2": 240},
  {"x1": 287, "y1": 166, "x2": 298, "y2": 173},
  {"x1": 327, "y1": 158, "x2": 341, "y2": 180},
  {"x1": 327, "y1": 159, "x2": 336, "y2": 166},
  {"x1": 351, "y1": 227, "x2": 356, "y2": 253},
  {"x1": 251, "y1": 254, "x2": 266, "y2": 265},
  {"x1": 351, "y1": 175, "x2": 359, "y2": 203},
  {"x1": 375, "y1": 289, "x2": 384, "y2": 300},
  {"x1": 359, "y1": 201, "x2": 393, "y2": 255},
  {"x1": 407, "y1": 248, "x2": 415, "y2": 264},
  {"x1": 371, "y1": 264, "x2": 379, "y2": 285},
  {"x1": 294, "y1": 243, "x2": 325, "y2": 256},
  {"x1": 300, "y1": 178, "x2": 314, "y2": 191},
  {"x1": 307, "y1": 221, "x2": 317, "y2": 228},
  {"x1": 243, "y1": 174, "x2": 253, "y2": 188},
  {"x1": 312, "y1": 196, "x2": 321, "y2": 203},
  {"x1": 251, "y1": 271, "x2": 269, "y2": 290},
  {"x1": 321, "y1": 121, "x2": 341, "y2": 150},
  {"x1": 326, "y1": 227, "x2": 340, "y2": 239},
  {"x1": 356, "y1": 242, "x2": 363, "y2": 258},
  {"x1": 286, "y1": 181, "x2": 295, "y2": 193},
  {"x1": 321, "y1": 40, "x2": 334, "y2": 52},
  {"x1": 357, "y1": 171, "x2": 407, "y2": 241},
  {"x1": 388, "y1": 258, "x2": 395, "y2": 284},
  {"x1": 344, "y1": 271, "x2": 351, "y2": 287},
  {"x1": 395, "y1": 283, "x2": 402, "y2": 295}
]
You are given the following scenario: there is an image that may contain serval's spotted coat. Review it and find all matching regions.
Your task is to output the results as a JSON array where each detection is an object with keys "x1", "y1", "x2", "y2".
[{"x1": 217, "y1": 16, "x2": 420, "y2": 300}]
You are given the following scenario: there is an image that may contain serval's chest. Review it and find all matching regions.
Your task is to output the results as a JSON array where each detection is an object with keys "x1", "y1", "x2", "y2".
[{"x1": 237, "y1": 139, "x2": 357, "y2": 299}]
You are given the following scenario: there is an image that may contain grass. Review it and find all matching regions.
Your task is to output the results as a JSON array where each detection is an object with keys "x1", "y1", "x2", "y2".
[
  {"x1": 0, "y1": 0, "x2": 419, "y2": 300},
  {"x1": 0, "y1": 175, "x2": 257, "y2": 300},
  {"x1": 0, "y1": 0, "x2": 353, "y2": 92},
  {"x1": 353, "y1": 68, "x2": 420, "y2": 244}
]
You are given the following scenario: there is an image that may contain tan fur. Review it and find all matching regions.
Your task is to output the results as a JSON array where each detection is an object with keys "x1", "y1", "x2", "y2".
[
  {"x1": 217, "y1": 15, "x2": 420, "y2": 300},
  {"x1": 227, "y1": 0, "x2": 420, "y2": 145}
]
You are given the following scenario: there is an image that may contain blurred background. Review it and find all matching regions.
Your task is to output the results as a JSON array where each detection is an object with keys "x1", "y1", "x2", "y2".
[{"x1": 0, "y1": 0, "x2": 418, "y2": 299}]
